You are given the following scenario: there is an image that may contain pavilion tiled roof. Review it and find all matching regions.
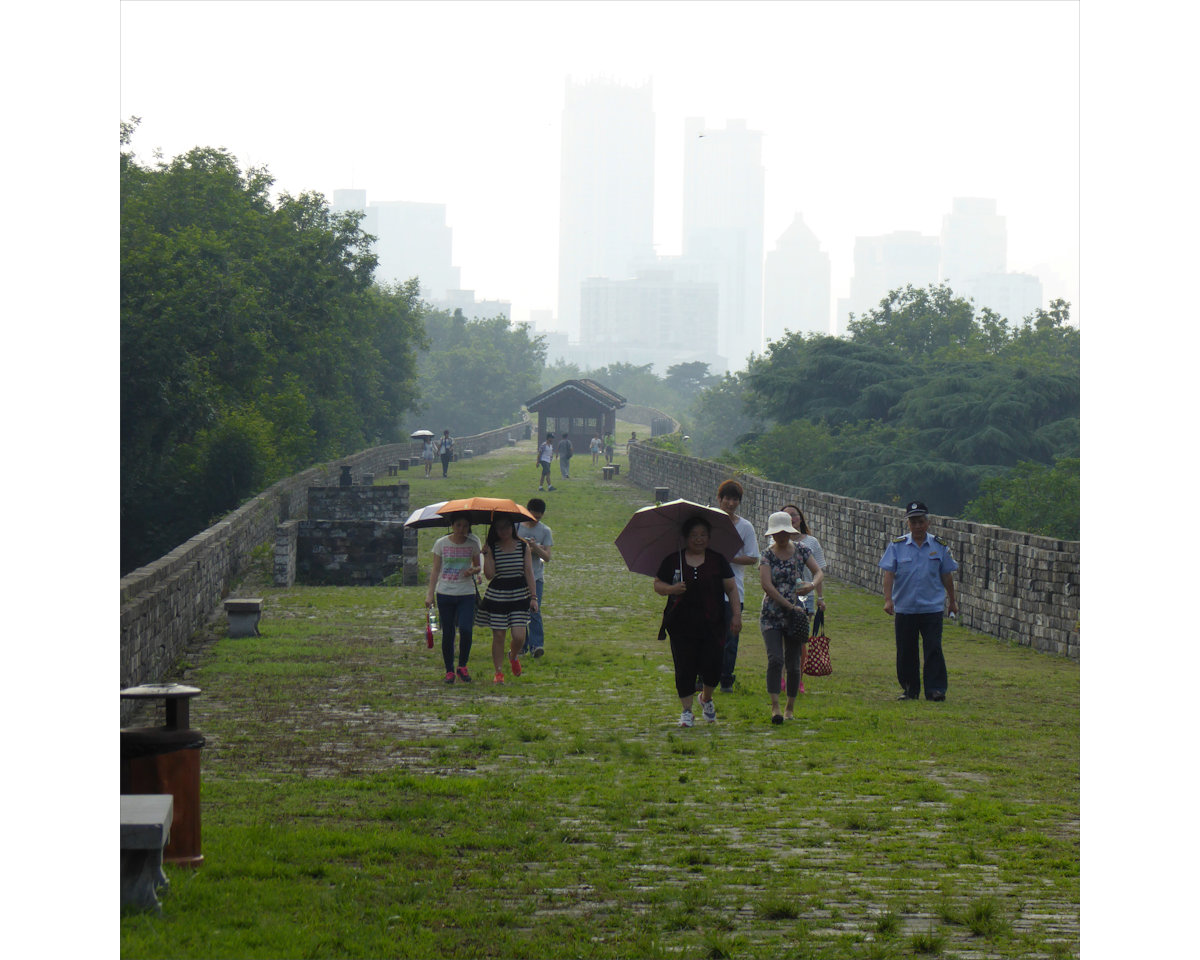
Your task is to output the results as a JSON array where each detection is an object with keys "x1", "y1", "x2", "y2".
[{"x1": 525, "y1": 379, "x2": 626, "y2": 411}]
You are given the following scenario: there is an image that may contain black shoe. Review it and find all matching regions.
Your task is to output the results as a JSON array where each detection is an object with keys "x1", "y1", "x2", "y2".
[
  {"x1": 897, "y1": 692, "x2": 918, "y2": 700},
  {"x1": 720, "y1": 684, "x2": 734, "y2": 695},
  {"x1": 929, "y1": 691, "x2": 946, "y2": 701},
  {"x1": 771, "y1": 714, "x2": 784, "y2": 725},
  {"x1": 533, "y1": 648, "x2": 545, "y2": 659}
]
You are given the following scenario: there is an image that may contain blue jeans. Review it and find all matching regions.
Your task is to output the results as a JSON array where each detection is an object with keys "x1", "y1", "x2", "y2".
[
  {"x1": 560, "y1": 456, "x2": 571, "y2": 478},
  {"x1": 523, "y1": 579, "x2": 545, "y2": 653},
  {"x1": 436, "y1": 592, "x2": 476, "y2": 672},
  {"x1": 720, "y1": 599, "x2": 743, "y2": 688},
  {"x1": 894, "y1": 611, "x2": 948, "y2": 699}
]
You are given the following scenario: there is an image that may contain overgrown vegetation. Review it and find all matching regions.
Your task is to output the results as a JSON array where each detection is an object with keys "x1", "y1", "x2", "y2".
[
  {"x1": 121, "y1": 120, "x2": 426, "y2": 572},
  {"x1": 121, "y1": 439, "x2": 1078, "y2": 959},
  {"x1": 681, "y1": 285, "x2": 1080, "y2": 539}
]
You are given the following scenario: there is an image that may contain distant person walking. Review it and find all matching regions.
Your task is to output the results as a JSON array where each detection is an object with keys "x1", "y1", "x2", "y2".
[
  {"x1": 518, "y1": 498, "x2": 554, "y2": 658},
  {"x1": 781, "y1": 503, "x2": 826, "y2": 690},
  {"x1": 478, "y1": 514, "x2": 539, "y2": 683},
  {"x1": 654, "y1": 515, "x2": 740, "y2": 727},
  {"x1": 424, "y1": 513, "x2": 482, "y2": 684},
  {"x1": 603, "y1": 432, "x2": 615, "y2": 465},
  {"x1": 435, "y1": 430, "x2": 455, "y2": 478},
  {"x1": 421, "y1": 436, "x2": 434, "y2": 478},
  {"x1": 879, "y1": 501, "x2": 959, "y2": 701},
  {"x1": 759, "y1": 512, "x2": 824, "y2": 722},
  {"x1": 537, "y1": 433, "x2": 556, "y2": 491},
  {"x1": 557, "y1": 432, "x2": 574, "y2": 479},
  {"x1": 590, "y1": 434, "x2": 602, "y2": 466}
]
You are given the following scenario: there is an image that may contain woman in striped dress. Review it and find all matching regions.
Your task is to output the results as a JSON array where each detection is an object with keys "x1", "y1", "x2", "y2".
[{"x1": 478, "y1": 514, "x2": 539, "y2": 683}]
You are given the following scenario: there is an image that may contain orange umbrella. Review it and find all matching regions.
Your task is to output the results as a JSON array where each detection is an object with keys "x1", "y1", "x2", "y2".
[{"x1": 436, "y1": 497, "x2": 536, "y2": 526}]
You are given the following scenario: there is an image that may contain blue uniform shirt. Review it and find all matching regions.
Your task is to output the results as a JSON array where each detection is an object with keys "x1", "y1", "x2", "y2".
[{"x1": 878, "y1": 533, "x2": 958, "y2": 614}]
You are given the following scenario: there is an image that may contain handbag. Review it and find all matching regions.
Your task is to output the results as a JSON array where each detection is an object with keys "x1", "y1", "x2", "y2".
[{"x1": 804, "y1": 607, "x2": 832, "y2": 677}]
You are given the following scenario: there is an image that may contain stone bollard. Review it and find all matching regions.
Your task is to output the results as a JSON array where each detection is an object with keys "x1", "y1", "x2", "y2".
[
  {"x1": 339, "y1": 465, "x2": 353, "y2": 487},
  {"x1": 603, "y1": 466, "x2": 615, "y2": 481}
]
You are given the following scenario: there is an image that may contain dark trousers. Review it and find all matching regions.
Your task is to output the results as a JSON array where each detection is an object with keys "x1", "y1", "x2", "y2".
[
  {"x1": 894, "y1": 612, "x2": 947, "y2": 699},
  {"x1": 671, "y1": 632, "x2": 722, "y2": 699},
  {"x1": 440, "y1": 453, "x2": 451, "y2": 477},
  {"x1": 436, "y1": 593, "x2": 475, "y2": 672}
]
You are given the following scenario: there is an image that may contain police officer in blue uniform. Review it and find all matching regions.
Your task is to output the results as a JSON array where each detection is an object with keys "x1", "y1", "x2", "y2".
[{"x1": 879, "y1": 501, "x2": 959, "y2": 701}]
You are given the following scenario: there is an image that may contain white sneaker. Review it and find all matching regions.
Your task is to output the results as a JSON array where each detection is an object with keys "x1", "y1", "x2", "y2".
[
  {"x1": 700, "y1": 696, "x2": 717, "y2": 723},
  {"x1": 678, "y1": 709, "x2": 694, "y2": 727}
]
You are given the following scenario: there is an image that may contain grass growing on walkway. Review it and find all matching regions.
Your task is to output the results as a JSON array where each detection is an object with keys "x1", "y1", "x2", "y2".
[{"x1": 121, "y1": 435, "x2": 1079, "y2": 959}]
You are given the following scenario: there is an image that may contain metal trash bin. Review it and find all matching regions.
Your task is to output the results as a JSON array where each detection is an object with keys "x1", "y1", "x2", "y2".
[{"x1": 120, "y1": 683, "x2": 205, "y2": 867}]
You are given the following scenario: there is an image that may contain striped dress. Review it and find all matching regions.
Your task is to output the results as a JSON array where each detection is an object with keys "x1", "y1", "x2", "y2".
[{"x1": 477, "y1": 540, "x2": 531, "y2": 630}]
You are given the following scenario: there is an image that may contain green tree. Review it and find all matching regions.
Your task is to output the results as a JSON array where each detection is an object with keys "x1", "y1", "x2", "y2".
[
  {"x1": 414, "y1": 310, "x2": 546, "y2": 436},
  {"x1": 962, "y1": 457, "x2": 1079, "y2": 540},
  {"x1": 121, "y1": 123, "x2": 425, "y2": 572}
]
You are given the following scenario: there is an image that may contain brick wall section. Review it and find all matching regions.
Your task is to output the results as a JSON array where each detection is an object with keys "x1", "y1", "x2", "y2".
[
  {"x1": 120, "y1": 421, "x2": 526, "y2": 721},
  {"x1": 627, "y1": 444, "x2": 1080, "y2": 659}
]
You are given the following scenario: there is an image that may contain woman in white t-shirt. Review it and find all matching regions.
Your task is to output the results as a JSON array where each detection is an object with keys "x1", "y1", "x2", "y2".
[{"x1": 425, "y1": 514, "x2": 482, "y2": 684}]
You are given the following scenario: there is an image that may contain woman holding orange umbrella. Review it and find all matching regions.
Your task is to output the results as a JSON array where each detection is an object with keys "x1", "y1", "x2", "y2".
[{"x1": 477, "y1": 514, "x2": 539, "y2": 683}]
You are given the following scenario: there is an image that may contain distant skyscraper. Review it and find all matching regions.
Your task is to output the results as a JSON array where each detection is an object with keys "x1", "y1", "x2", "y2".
[
  {"x1": 964, "y1": 272, "x2": 1043, "y2": 323},
  {"x1": 939, "y1": 197, "x2": 1046, "y2": 321},
  {"x1": 763, "y1": 214, "x2": 831, "y2": 343},
  {"x1": 940, "y1": 197, "x2": 1006, "y2": 295},
  {"x1": 557, "y1": 79, "x2": 656, "y2": 341},
  {"x1": 332, "y1": 191, "x2": 460, "y2": 299},
  {"x1": 838, "y1": 231, "x2": 940, "y2": 330},
  {"x1": 428, "y1": 289, "x2": 511, "y2": 322},
  {"x1": 682, "y1": 118, "x2": 765, "y2": 368}
]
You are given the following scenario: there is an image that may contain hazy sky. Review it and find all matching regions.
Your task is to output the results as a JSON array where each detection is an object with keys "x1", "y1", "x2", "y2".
[{"x1": 120, "y1": 0, "x2": 1079, "y2": 330}]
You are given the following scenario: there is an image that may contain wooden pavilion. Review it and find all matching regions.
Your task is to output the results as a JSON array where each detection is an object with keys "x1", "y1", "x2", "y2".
[{"x1": 524, "y1": 379, "x2": 626, "y2": 445}]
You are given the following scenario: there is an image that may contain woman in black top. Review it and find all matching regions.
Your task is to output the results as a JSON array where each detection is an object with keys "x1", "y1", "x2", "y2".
[{"x1": 653, "y1": 516, "x2": 741, "y2": 727}]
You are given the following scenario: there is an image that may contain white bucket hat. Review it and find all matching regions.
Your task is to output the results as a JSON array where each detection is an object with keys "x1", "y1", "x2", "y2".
[{"x1": 764, "y1": 511, "x2": 796, "y2": 537}]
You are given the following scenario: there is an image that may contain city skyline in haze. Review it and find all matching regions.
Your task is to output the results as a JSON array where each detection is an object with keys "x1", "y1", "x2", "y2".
[{"x1": 120, "y1": 1, "x2": 1080, "y2": 340}]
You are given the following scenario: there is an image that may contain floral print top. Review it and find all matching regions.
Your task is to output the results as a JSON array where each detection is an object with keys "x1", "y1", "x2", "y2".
[{"x1": 758, "y1": 544, "x2": 812, "y2": 631}]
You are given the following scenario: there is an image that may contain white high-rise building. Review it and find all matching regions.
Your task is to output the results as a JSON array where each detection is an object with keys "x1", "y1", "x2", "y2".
[
  {"x1": 332, "y1": 191, "x2": 460, "y2": 299},
  {"x1": 838, "y1": 231, "x2": 941, "y2": 330},
  {"x1": 965, "y1": 272, "x2": 1043, "y2": 323},
  {"x1": 682, "y1": 118, "x2": 765, "y2": 368},
  {"x1": 763, "y1": 214, "x2": 831, "y2": 343},
  {"x1": 940, "y1": 197, "x2": 1006, "y2": 294},
  {"x1": 556, "y1": 79, "x2": 656, "y2": 341}
]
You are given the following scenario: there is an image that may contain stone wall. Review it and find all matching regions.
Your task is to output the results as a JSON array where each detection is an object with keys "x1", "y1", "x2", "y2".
[
  {"x1": 628, "y1": 443, "x2": 1080, "y2": 659},
  {"x1": 120, "y1": 421, "x2": 526, "y2": 721}
]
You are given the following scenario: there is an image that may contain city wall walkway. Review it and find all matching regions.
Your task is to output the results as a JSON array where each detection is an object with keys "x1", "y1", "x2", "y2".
[{"x1": 123, "y1": 437, "x2": 1079, "y2": 959}]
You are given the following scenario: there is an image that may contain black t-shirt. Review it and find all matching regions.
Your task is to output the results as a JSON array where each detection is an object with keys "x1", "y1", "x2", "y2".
[{"x1": 655, "y1": 548, "x2": 734, "y2": 643}]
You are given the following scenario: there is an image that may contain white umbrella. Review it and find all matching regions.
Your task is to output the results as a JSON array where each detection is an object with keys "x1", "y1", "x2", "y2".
[
  {"x1": 404, "y1": 500, "x2": 450, "y2": 529},
  {"x1": 410, "y1": 429, "x2": 435, "y2": 439}
]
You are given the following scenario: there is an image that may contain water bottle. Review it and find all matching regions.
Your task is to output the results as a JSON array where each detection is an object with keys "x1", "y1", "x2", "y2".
[{"x1": 426, "y1": 607, "x2": 437, "y2": 648}]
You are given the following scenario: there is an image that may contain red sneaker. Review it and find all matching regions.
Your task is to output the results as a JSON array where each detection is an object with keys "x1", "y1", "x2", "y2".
[
  {"x1": 493, "y1": 671, "x2": 504, "y2": 684},
  {"x1": 509, "y1": 657, "x2": 522, "y2": 677},
  {"x1": 456, "y1": 666, "x2": 471, "y2": 683}
]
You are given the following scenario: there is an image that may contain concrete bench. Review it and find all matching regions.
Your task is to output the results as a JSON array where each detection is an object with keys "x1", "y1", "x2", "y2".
[
  {"x1": 602, "y1": 466, "x2": 615, "y2": 480},
  {"x1": 121, "y1": 794, "x2": 173, "y2": 913},
  {"x1": 224, "y1": 598, "x2": 263, "y2": 637}
]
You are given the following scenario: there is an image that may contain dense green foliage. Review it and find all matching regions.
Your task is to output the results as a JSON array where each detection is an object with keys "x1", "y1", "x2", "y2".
[
  {"x1": 684, "y1": 283, "x2": 1079, "y2": 531},
  {"x1": 121, "y1": 122, "x2": 425, "y2": 572},
  {"x1": 962, "y1": 457, "x2": 1080, "y2": 540},
  {"x1": 413, "y1": 309, "x2": 546, "y2": 436}
]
